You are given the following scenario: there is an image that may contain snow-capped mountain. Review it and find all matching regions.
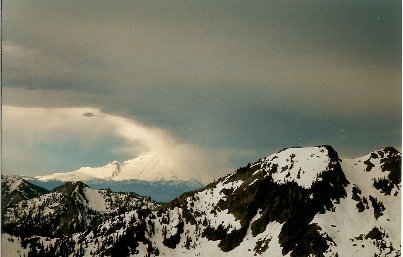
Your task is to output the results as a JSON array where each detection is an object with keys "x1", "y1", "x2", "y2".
[
  {"x1": 2, "y1": 180, "x2": 157, "y2": 237},
  {"x1": 2, "y1": 146, "x2": 401, "y2": 257},
  {"x1": 35, "y1": 151, "x2": 209, "y2": 183},
  {"x1": 31, "y1": 152, "x2": 206, "y2": 202}
]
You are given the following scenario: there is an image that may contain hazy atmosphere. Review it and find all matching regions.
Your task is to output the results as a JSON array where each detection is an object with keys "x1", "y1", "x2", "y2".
[{"x1": 2, "y1": 0, "x2": 401, "y2": 180}]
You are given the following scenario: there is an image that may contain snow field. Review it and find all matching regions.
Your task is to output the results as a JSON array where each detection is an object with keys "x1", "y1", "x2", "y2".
[{"x1": 84, "y1": 187, "x2": 110, "y2": 212}]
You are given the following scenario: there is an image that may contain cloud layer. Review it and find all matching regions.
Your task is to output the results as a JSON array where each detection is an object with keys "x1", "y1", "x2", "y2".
[{"x1": 2, "y1": 0, "x2": 401, "y2": 177}]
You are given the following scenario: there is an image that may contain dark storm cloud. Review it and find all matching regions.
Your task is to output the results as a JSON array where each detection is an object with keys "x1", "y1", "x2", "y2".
[
  {"x1": 3, "y1": 0, "x2": 401, "y2": 167},
  {"x1": 83, "y1": 112, "x2": 95, "y2": 117}
]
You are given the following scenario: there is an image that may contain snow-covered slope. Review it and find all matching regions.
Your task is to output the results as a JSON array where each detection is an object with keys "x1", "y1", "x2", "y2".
[
  {"x1": 35, "y1": 151, "x2": 209, "y2": 184},
  {"x1": 312, "y1": 147, "x2": 401, "y2": 256},
  {"x1": 3, "y1": 146, "x2": 401, "y2": 257}
]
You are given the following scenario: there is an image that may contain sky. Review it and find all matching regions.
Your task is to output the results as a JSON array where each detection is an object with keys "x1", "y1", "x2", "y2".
[{"x1": 2, "y1": 0, "x2": 401, "y2": 181}]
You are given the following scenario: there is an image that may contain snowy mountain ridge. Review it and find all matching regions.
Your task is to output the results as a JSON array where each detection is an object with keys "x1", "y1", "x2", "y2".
[
  {"x1": 2, "y1": 180, "x2": 157, "y2": 238},
  {"x1": 2, "y1": 145, "x2": 401, "y2": 257}
]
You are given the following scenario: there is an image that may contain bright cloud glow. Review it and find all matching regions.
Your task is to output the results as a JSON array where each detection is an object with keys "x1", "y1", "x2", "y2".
[{"x1": 2, "y1": 105, "x2": 228, "y2": 183}]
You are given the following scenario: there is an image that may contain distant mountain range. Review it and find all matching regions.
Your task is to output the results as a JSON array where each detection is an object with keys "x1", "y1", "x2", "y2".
[
  {"x1": 2, "y1": 146, "x2": 401, "y2": 256},
  {"x1": 25, "y1": 177, "x2": 203, "y2": 203}
]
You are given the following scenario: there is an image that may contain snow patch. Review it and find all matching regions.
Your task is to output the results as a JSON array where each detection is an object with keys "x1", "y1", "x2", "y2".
[
  {"x1": 84, "y1": 187, "x2": 109, "y2": 212},
  {"x1": 1, "y1": 234, "x2": 29, "y2": 257}
]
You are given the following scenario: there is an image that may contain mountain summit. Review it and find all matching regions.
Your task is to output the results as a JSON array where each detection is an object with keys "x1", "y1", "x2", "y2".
[{"x1": 2, "y1": 146, "x2": 401, "y2": 257}]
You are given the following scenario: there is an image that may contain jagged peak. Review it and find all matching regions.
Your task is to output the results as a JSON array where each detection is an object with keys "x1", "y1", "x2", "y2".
[
  {"x1": 346, "y1": 147, "x2": 401, "y2": 175},
  {"x1": 109, "y1": 160, "x2": 121, "y2": 165},
  {"x1": 380, "y1": 146, "x2": 400, "y2": 154},
  {"x1": 52, "y1": 181, "x2": 89, "y2": 193},
  {"x1": 353, "y1": 147, "x2": 400, "y2": 161}
]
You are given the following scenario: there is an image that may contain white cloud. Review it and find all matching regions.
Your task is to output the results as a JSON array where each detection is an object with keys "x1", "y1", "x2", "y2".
[{"x1": 2, "y1": 105, "x2": 228, "y2": 183}]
